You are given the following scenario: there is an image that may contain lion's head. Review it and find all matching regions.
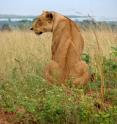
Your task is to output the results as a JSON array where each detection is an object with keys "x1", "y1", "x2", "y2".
[{"x1": 30, "y1": 11, "x2": 54, "y2": 35}]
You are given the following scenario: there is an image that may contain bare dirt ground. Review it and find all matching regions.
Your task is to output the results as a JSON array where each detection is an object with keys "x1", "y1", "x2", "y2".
[{"x1": 0, "y1": 109, "x2": 15, "y2": 124}]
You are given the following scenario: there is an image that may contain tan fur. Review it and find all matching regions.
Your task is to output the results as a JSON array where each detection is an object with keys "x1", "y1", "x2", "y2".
[{"x1": 31, "y1": 11, "x2": 89, "y2": 85}]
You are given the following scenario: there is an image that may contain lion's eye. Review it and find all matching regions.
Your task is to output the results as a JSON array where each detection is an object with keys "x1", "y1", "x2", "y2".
[
  {"x1": 37, "y1": 19, "x2": 42, "y2": 25},
  {"x1": 39, "y1": 22, "x2": 43, "y2": 26}
]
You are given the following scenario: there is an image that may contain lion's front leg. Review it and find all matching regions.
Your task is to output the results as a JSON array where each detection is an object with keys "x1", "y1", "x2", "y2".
[{"x1": 44, "y1": 60, "x2": 64, "y2": 84}]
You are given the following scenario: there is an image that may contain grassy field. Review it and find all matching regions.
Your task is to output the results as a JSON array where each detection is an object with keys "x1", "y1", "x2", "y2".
[{"x1": 0, "y1": 27, "x2": 117, "y2": 124}]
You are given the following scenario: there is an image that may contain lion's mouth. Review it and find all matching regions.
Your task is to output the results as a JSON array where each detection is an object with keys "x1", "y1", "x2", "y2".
[{"x1": 35, "y1": 32, "x2": 43, "y2": 35}]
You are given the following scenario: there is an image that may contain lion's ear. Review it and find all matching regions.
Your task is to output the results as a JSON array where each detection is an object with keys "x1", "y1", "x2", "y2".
[{"x1": 46, "y1": 12, "x2": 53, "y2": 21}]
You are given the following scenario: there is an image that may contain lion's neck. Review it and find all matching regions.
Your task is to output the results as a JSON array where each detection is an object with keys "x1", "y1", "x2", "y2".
[{"x1": 52, "y1": 12, "x2": 66, "y2": 32}]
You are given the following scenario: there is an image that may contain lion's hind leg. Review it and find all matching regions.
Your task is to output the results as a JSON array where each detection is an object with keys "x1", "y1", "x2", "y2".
[
  {"x1": 73, "y1": 71, "x2": 89, "y2": 85},
  {"x1": 73, "y1": 61, "x2": 89, "y2": 85}
]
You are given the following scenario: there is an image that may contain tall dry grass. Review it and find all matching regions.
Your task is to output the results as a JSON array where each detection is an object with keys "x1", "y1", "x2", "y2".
[
  {"x1": 0, "y1": 31, "x2": 52, "y2": 79},
  {"x1": 0, "y1": 29, "x2": 116, "y2": 81},
  {"x1": 82, "y1": 26, "x2": 117, "y2": 99}
]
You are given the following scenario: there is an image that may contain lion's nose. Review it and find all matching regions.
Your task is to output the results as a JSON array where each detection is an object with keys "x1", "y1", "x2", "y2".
[{"x1": 30, "y1": 27, "x2": 33, "y2": 30}]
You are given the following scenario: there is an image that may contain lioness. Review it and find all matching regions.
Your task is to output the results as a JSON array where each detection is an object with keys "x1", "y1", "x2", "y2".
[{"x1": 31, "y1": 11, "x2": 89, "y2": 85}]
